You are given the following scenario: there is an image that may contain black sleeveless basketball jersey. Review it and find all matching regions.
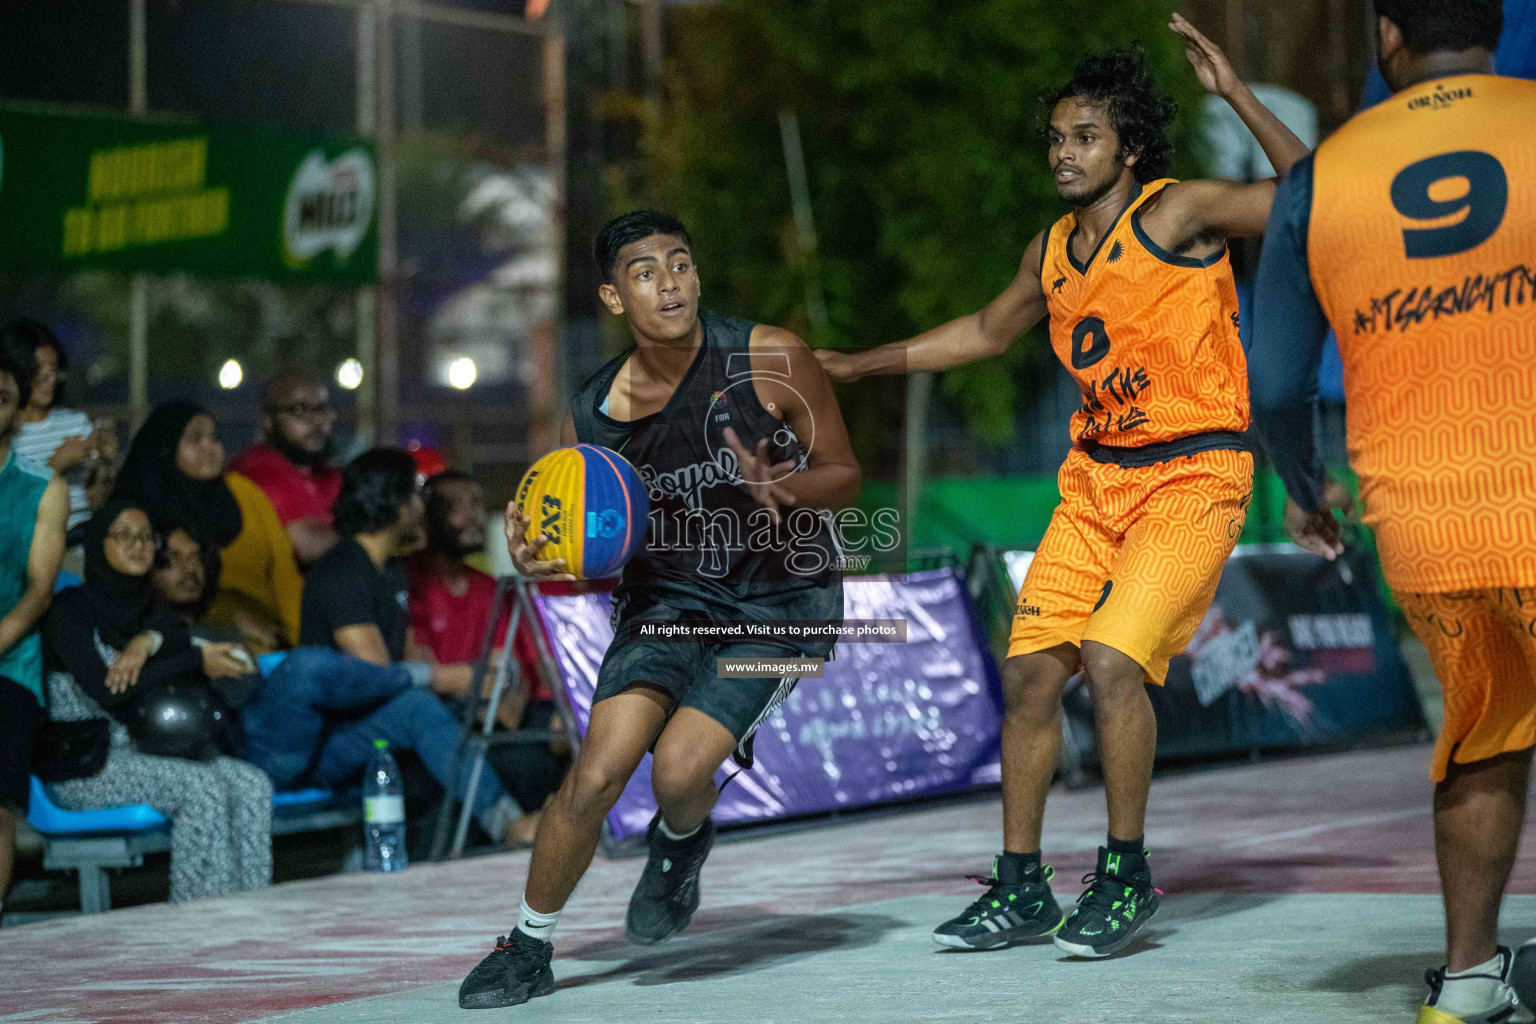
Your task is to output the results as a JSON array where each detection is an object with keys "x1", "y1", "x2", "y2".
[{"x1": 571, "y1": 310, "x2": 843, "y2": 631}]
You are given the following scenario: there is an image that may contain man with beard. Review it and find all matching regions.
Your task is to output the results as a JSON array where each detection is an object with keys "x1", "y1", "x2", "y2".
[
  {"x1": 408, "y1": 471, "x2": 567, "y2": 816},
  {"x1": 231, "y1": 365, "x2": 343, "y2": 567},
  {"x1": 817, "y1": 20, "x2": 1309, "y2": 959}
]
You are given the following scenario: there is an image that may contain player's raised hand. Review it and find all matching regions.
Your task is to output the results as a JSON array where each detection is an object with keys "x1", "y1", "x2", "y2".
[
  {"x1": 722, "y1": 427, "x2": 798, "y2": 524},
  {"x1": 504, "y1": 502, "x2": 576, "y2": 581},
  {"x1": 1282, "y1": 478, "x2": 1355, "y2": 562},
  {"x1": 1171, "y1": 12, "x2": 1242, "y2": 98},
  {"x1": 813, "y1": 348, "x2": 864, "y2": 383}
]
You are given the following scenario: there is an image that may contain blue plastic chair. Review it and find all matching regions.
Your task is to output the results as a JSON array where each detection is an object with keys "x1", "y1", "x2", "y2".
[
  {"x1": 28, "y1": 648, "x2": 297, "y2": 836},
  {"x1": 27, "y1": 776, "x2": 167, "y2": 835}
]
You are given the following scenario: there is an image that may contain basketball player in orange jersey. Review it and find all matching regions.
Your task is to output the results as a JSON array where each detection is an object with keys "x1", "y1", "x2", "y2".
[
  {"x1": 816, "y1": 19, "x2": 1309, "y2": 959},
  {"x1": 1249, "y1": 2, "x2": 1536, "y2": 1020}
]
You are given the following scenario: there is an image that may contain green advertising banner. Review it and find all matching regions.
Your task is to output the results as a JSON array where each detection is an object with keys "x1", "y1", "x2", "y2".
[{"x1": 0, "y1": 106, "x2": 377, "y2": 284}]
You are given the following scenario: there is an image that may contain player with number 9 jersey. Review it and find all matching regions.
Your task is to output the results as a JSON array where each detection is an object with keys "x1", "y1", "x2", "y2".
[
  {"x1": 1252, "y1": 70, "x2": 1536, "y2": 785},
  {"x1": 1250, "y1": 3, "x2": 1536, "y2": 1016}
]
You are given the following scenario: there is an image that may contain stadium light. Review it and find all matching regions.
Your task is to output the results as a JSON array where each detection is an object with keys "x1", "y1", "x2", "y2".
[
  {"x1": 218, "y1": 359, "x2": 243, "y2": 390},
  {"x1": 337, "y1": 357, "x2": 364, "y2": 390},
  {"x1": 447, "y1": 356, "x2": 477, "y2": 390}
]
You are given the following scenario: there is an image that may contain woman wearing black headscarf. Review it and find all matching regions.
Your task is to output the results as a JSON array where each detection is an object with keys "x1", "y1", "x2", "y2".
[
  {"x1": 42, "y1": 499, "x2": 273, "y2": 902},
  {"x1": 116, "y1": 401, "x2": 242, "y2": 548},
  {"x1": 117, "y1": 402, "x2": 303, "y2": 652}
]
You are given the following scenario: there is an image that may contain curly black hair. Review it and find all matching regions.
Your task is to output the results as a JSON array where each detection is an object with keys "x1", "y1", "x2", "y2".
[
  {"x1": 1043, "y1": 48, "x2": 1178, "y2": 184},
  {"x1": 333, "y1": 447, "x2": 419, "y2": 537}
]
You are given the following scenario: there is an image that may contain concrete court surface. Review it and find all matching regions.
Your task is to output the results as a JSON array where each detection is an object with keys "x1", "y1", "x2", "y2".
[{"x1": 3, "y1": 743, "x2": 1535, "y2": 1024}]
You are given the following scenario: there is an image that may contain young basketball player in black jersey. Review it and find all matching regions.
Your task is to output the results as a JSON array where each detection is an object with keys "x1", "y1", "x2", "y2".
[{"x1": 458, "y1": 210, "x2": 861, "y2": 1010}]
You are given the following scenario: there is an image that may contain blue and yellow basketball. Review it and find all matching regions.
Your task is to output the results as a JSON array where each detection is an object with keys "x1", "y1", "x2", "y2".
[{"x1": 513, "y1": 444, "x2": 649, "y2": 579}]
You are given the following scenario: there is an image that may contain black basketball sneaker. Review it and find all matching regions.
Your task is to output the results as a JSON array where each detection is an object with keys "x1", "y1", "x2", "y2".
[
  {"x1": 457, "y1": 929, "x2": 555, "y2": 1010},
  {"x1": 1053, "y1": 846, "x2": 1161, "y2": 959},
  {"x1": 625, "y1": 814, "x2": 717, "y2": 944},
  {"x1": 932, "y1": 858, "x2": 1064, "y2": 950}
]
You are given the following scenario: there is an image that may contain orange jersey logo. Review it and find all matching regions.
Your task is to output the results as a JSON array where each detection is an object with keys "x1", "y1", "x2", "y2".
[
  {"x1": 1041, "y1": 178, "x2": 1250, "y2": 448},
  {"x1": 1309, "y1": 75, "x2": 1536, "y2": 591}
]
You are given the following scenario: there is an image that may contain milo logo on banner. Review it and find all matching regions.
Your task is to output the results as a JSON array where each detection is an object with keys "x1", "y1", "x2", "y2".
[{"x1": 282, "y1": 149, "x2": 375, "y2": 268}]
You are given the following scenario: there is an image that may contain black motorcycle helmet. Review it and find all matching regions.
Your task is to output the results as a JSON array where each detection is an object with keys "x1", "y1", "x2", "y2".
[{"x1": 126, "y1": 682, "x2": 223, "y2": 761}]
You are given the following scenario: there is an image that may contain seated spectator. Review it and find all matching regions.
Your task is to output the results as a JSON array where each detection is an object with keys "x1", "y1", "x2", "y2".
[
  {"x1": 230, "y1": 366, "x2": 343, "y2": 568},
  {"x1": 41, "y1": 500, "x2": 272, "y2": 903},
  {"x1": 299, "y1": 448, "x2": 538, "y2": 845},
  {"x1": 0, "y1": 341, "x2": 67, "y2": 922},
  {"x1": 150, "y1": 524, "x2": 225, "y2": 632},
  {"x1": 118, "y1": 401, "x2": 303, "y2": 652},
  {"x1": 0, "y1": 319, "x2": 117, "y2": 530},
  {"x1": 144, "y1": 522, "x2": 415, "y2": 781},
  {"x1": 410, "y1": 470, "x2": 568, "y2": 813}
]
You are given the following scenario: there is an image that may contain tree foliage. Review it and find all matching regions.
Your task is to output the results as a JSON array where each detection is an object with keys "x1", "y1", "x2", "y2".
[{"x1": 616, "y1": 0, "x2": 1206, "y2": 452}]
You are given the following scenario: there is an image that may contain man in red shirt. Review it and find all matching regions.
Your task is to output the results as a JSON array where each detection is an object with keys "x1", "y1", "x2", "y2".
[
  {"x1": 230, "y1": 366, "x2": 343, "y2": 567},
  {"x1": 409, "y1": 470, "x2": 567, "y2": 813}
]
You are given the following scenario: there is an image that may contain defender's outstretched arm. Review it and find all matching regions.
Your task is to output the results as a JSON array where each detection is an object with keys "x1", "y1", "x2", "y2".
[
  {"x1": 816, "y1": 231, "x2": 1048, "y2": 382},
  {"x1": 1162, "y1": 14, "x2": 1312, "y2": 240}
]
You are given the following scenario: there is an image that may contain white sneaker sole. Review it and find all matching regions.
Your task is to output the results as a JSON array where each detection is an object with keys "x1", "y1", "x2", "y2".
[
  {"x1": 933, "y1": 932, "x2": 1006, "y2": 950},
  {"x1": 1053, "y1": 900, "x2": 1158, "y2": 959},
  {"x1": 1053, "y1": 936, "x2": 1110, "y2": 958}
]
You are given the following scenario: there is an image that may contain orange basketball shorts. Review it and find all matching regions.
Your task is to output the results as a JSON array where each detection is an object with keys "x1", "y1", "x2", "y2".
[
  {"x1": 1008, "y1": 447, "x2": 1254, "y2": 684},
  {"x1": 1397, "y1": 588, "x2": 1536, "y2": 783}
]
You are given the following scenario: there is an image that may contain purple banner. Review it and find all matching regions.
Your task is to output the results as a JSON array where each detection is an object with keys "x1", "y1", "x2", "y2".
[{"x1": 529, "y1": 569, "x2": 1003, "y2": 841}]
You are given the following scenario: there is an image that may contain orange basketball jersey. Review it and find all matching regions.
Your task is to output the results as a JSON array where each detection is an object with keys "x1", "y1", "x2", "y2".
[
  {"x1": 1308, "y1": 74, "x2": 1536, "y2": 592},
  {"x1": 1040, "y1": 178, "x2": 1250, "y2": 448}
]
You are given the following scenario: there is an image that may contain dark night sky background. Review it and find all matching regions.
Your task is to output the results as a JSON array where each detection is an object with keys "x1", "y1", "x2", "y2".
[{"x1": 0, "y1": 1, "x2": 544, "y2": 145}]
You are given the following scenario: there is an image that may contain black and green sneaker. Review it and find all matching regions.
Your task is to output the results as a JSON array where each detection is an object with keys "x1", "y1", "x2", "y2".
[
  {"x1": 1053, "y1": 846, "x2": 1161, "y2": 959},
  {"x1": 932, "y1": 857, "x2": 1064, "y2": 950}
]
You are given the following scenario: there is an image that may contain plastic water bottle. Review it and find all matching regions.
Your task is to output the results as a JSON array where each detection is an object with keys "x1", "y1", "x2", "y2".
[{"x1": 363, "y1": 738, "x2": 407, "y2": 872}]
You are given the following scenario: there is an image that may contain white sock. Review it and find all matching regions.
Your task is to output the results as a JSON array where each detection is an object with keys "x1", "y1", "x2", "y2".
[
  {"x1": 1434, "y1": 954, "x2": 1508, "y2": 1015},
  {"x1": 517, "y1": 897, "x2": 561, "y2": 943},
  {"x1": 657, "y1": 817, "x2": 701, "y2": 841}
]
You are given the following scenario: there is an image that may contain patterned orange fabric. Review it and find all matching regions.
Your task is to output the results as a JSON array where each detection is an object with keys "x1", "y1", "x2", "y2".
[
  {"x1": 1040, "y1": 178, "x2": 1251, "y2": 448},
  {"x1": 1308, "y1": 74, "x2": 1536, "y2": 592},
  {"x1": 1398, "y1": 588, "x2": 1536, "y2": 782},
  {"x1": 1008, "y1": 448, "x2": 1253, "y2": 683}
]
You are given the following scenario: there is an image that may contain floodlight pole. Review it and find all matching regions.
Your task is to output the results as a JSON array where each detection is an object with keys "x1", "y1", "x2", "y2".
[
  {"x1": 374, "y1": 0, "x2": 400, "y2": 445},
  {"x1": 128, "y1": 0, "x2": 149, "y2": 431},
  {"x1": 356, "y1": 2, "x2": 379, "y2": 446},
  {"x1": 545, "y1": 25, "x2": 569, "y2": 444},
  {"x1": 640, "y1": 0, "x2": 662, "y2": 103}
]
